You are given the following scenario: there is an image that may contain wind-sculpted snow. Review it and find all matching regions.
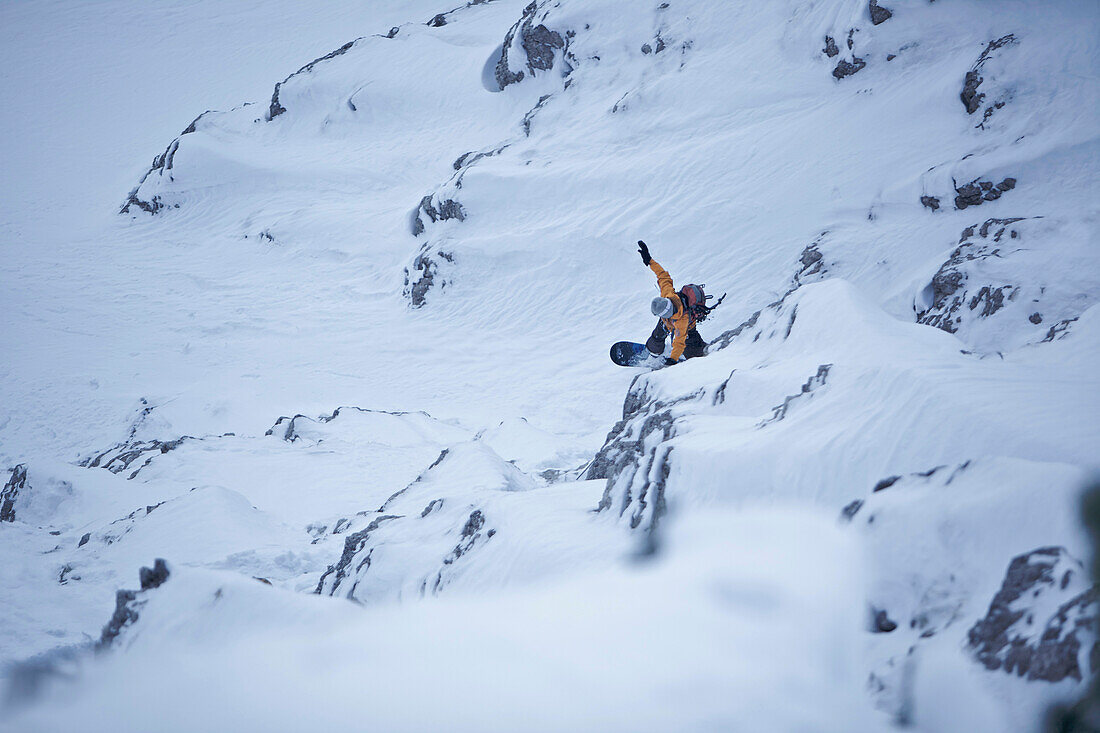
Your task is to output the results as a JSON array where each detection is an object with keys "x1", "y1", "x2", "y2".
[
  {"x1": 3, "y1": 0, "x2": 1100, "y2": 729},
  {"x1": 313, "y1": 440, "x2": 615, "y2": 602},
  {"x1": 7, "y1": 512, "x2": 887, "y2": 732}
]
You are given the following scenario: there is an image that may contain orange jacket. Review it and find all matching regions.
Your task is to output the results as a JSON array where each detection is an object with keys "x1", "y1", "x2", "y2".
[{"x1": 650, "y1": 260, "x2": 692, "y2": 360}]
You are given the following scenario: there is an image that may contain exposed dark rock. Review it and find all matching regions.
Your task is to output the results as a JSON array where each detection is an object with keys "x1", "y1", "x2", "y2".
[
  {"x1": 641, "y1": 43, "x2": 652, "y2": 55},
  {"x1": 951, "y1": 177, "x2": 1017, "y2": 210},
  {"x1": 266, "y1": 406, "x2": 422, "y2": 441},
  {"x1": 428, "y1": 13, "x2": 448, "y2": 27},
  {"x1": 961, "y1": 71, "x2": 983, "y2": 115},
  {"x1": 758, "y1": 365, "x2": 831, "y2": 428},
  {"x1": 921, "y1": 195, "x2": 941, "y2": 211},
  {"x1": 1046, "y1": 483, "x2": 1100, "y2": 730},
  {"x1": 267, "y1": 40, "x2": 357, "y2": 121},
  {"x1": 119, "y1": 138, "x2": 183, "y2": 214},
  {"x1": 404, "y1": 246, "x2": 455, "y2": 308},
  {"x1": 954, "y1": 182, "x2": 984, "y2": 209},
  {"x1": 1, "y1": 464, "x2": 28, "y2": 522},
  {"x1": 139, "y1": 559, "x2": 170, "y2": 590},
  {"x1": 523, "y1": 94, "x2": 553, "y2": 136},
  {"x1": 918, "y1": 217, "x2": 1026, "y2": 334},
  {"x1": 872, "y1": 608, "x2": 898, "y2": 632},
  {"x1": 1029, "y1": 313, "x2": 1043, "y2": 324},
  {"x1": 968, "y1": 547, "x2": 1097, "y2": 683},
  {"x1": 869, "y1": 1, "x2": 893, "y2": 25},
  {"x1": 180, "y1": 110, "x2": 213, "y2": 136},
  {"x1": 841, "y1": 499, "x2": 864, "y2": 522},
  {"x1": 315, "y1": 515, "x2": 402, "y2": 596},
  {"x1": 823, "y1": 36, "x2": 839, "y2": 57},
  {"x1": 495, "y1": 2, "x2": 568, "y2": 89},
  {"x1": 99, "y1": 590, "x2": 139, "y2": 647},
  {"x1": 386, "y1": 26, "x2": 400, "y2": 38},
  {"x1": 445, "y1": 511, "x2": 486, "y2": 564},
  {"x1": 793, "y1": 237, "x2": 830, "y2": 289},
  {"x1": 524, "y1": 24, "x2": 564, "y2": 70},
  {"x1": 77, "y1": 532, "x2": 90, "y2": 548},
  {"x1": 873, "y1": 475, "x2": 901, "y2": 492},
  {"x1": 588, "y1": 383, "x2": 683, "y2": 533},
  {"x1": 969, "y1": 285, "x2": 1013, "y2": 318},
  {"x1": 833, "y1": 57, "x2": 867, "y2": 80},
  {"x1": 960, "y1": 35, "x2": 1017, "y2": 118},
  {"x1": 412, "y1": 194, "x2": 467, "y2": 236},
  {"x1": 82, "y1": 436, "x2": 191, "y2": 480},
  {"x1": 99, "y1": 559, "x2": 170, "y2": 648},
  {"x1": 1043, "y1": 317, "x2": 1079, "y2": 343}
]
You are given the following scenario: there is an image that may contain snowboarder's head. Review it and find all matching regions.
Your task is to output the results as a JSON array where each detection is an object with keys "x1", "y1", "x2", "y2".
[{"x1": 651, "y1": 296, "x2": 676, "y2": 319}]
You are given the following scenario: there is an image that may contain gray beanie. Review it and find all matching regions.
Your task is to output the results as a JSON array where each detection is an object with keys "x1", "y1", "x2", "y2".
[{"x1": 651, "y1": 296, "x2": 675, "y2": 318}]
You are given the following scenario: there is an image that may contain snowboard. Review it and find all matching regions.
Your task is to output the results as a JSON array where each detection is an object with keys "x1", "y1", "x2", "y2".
[{"x1": 610, "y1": 341, "x2": 653, "y2": 367}]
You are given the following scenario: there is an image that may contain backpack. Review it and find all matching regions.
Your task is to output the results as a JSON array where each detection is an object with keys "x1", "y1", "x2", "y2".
[{"x1": 678, "y1": 284, "x2": 725, "y2": 323}]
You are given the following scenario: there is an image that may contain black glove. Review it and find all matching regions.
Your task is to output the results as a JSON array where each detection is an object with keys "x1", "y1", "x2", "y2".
[
  {"x1": 637, "y1": 240, "x2": 651, "y2": 266},
  {"x1": 663, "y1": 357, "x2": 677, "y2": 366}
]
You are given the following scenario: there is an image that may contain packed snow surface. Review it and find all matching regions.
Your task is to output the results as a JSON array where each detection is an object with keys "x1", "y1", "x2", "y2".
[{"x1": 1, "y1": 0, "x2": 1098, "y2": 730}]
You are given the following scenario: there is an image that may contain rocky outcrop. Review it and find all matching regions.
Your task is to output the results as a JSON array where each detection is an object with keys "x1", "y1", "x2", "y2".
[
  {"x1": 314, "y1": 443, "x2": 519, "y2": 601},
  {"x1": 953, "y1": 176, "x2": 1016, "y2": 210},
  {"x1": 961, "y1": 35, "x2": 1018, "y2": 126},
  {"x1": 587, "y1": 390, "x2": 679, "y2": 533},
  {"x1": 757, "y1": 364, "x2": 832, "y2": 428},
  {"x1": 833, "y1": 57, "x2": 867, "y2": 80},
  {"x1": 791, "y1": 234, "x2": 830, "y2": 290},
  {"x1": 99, "y1": 559, "x2": 170, "y2": 648},
  {"x1": 314, "y1": 514, "x2": 402, "y2": 596},
  {"x1": 968, "y1": 547, "x2": 1097, "y2": 683},
  {"x1": 412, "y1": 195, "x2": 466, "y2": 237},
  {"x1": 82, "y1": 437, "x2": 191, "y2": 480},
  {"x1": 266, "y1": 40, "x2": 357, "y2": 121},
  {"x1": 868, "y1": 1, "x2": 892, "y2": 26},
  {"x1": 119, "y1": 139, "x2": 180, "y2": 215},
  {"x1": 119, "y1": 110, "x2": 221, "y2": 215},
  {"x1": 916, "y1": 215, "x2": 1095, "y2": 352},
  {"x1": 588, "y1": 286, "x2": 815, "y2": 533},
  {"x1": 917, "y1": 217, "x2": 1026, "y2": 335},
  {"x1": 403, "y1": 246, "x2": 455, "y2": 308},
  {"x1": 1043, "y1": 316, "x2": 1079, "y2": 343},
  {"x1": 495, "y1": 2, "x2": 568, "y2": 90},
  {"x1": 1, "y1": 464, "x2": 28, "y2": 522}
]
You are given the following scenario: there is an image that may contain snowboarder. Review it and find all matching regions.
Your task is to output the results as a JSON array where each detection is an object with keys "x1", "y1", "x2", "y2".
[{"x1": 636, "y1": 240, "x2": 721, "y2": 365}]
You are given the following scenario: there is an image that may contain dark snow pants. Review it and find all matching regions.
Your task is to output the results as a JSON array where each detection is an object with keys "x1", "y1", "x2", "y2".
[{"x1": 646, "y1": 320, "x2": 706, "y2": 359}]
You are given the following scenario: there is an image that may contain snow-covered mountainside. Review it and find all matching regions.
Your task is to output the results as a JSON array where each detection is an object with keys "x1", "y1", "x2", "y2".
[{"x1": 1, "y1": 0, "x2": 1098, "y2": 730}]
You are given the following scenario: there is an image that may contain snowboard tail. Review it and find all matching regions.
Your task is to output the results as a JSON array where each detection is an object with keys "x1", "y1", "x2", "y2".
[{"x1": 610, "y1": 341, "x2": 652, "y2": 367}]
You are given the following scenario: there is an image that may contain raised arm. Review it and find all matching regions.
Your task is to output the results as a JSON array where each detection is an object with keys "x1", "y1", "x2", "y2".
[{"x1": 638, "y1": 240, "x2": 676, "y2": 298}]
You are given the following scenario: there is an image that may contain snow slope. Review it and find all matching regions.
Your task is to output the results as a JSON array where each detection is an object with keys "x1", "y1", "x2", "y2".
[{"x1": 1, "y1": 0, "x2": 1098, "y2": 730}]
